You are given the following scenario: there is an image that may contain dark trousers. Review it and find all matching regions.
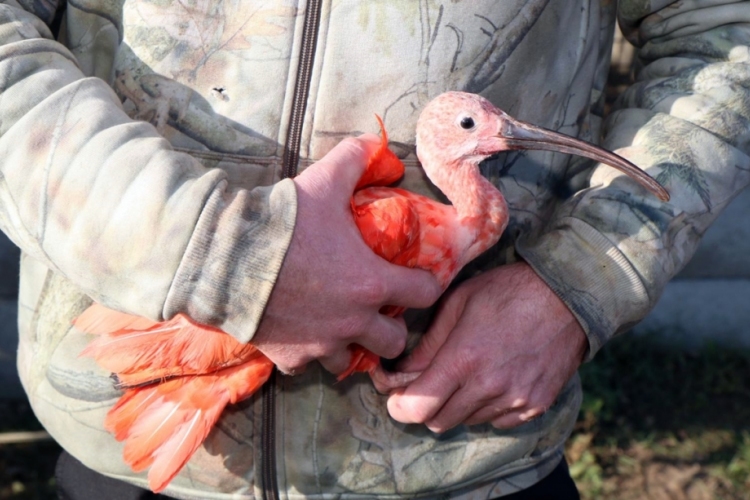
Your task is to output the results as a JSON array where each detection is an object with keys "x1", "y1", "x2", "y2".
[
  {"x1": 496, "y1": 459, "x2": 580, "y2": 500},
  {"x1": 56, "y1": 452, "x2": 168, "y2": 500},
  {"x1": 56, "y1": 450, "x2": 579, "y2": 500}
]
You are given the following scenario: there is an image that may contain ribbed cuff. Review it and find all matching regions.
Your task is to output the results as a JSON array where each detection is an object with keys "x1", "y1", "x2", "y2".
[
  {"x1": 516, "y1": 217, "x2": 650, "y2": 360},
  {"x1": 164, "y1": 178, "x2": 297, "y2": 343}
]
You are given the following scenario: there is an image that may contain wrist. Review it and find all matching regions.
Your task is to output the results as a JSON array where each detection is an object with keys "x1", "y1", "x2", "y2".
[{"x1": 517, "y1": 261, "x2": 589, "y2": 363}]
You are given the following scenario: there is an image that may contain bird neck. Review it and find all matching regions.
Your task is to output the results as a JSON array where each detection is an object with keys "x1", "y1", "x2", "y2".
[{"x1": 428, "y1": 159, "x2": 509, "y2": 262}]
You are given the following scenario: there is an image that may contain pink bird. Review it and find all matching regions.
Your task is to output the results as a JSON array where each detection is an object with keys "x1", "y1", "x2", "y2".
[{"x1": 75, "y1": 92, "x2": 668, "y2": 492}]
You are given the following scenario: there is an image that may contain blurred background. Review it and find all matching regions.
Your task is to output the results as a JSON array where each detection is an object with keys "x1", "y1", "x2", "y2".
[{"x1": 1, "y1": 26, "x2": 749, "y2": 500}]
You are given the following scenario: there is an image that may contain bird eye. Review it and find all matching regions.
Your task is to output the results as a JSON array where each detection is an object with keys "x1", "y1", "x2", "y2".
[{"x1": 459, "y1": 116, "x2": 475, "y2": 130}]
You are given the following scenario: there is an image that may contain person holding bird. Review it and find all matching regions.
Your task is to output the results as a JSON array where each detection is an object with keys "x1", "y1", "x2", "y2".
[{"x1": 0, "y1": 2, "x2": 748, "y2": 500}]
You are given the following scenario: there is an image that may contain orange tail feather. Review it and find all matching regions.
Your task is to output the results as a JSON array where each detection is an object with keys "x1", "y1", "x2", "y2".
[
  {"x1": 106, "y1": 360, "x2": 273, "y2": 493},
  {"x1": 77, "y1": 304, "x2": 260, "y2": 387},
  {"x1": 76, "y1": 303, "x2": 274, "y2": 492},
  {"x1": 75, "y1": 303, "x2": 159, "y2": 335}
]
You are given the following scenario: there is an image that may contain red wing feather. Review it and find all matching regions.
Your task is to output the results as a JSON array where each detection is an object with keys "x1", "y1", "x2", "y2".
[{"x1": 353, "y1": 194, "x2": 420, "y2": 267}]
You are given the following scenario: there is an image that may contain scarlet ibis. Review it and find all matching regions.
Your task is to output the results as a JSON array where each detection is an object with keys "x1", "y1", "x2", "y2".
[{"x1": 75, "y1": 91, "x2": 668, "y2": 492}]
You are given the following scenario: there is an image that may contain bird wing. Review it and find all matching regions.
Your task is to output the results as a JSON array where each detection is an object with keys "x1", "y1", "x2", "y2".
[
  {"x1": 344, "y1": 186, "x2": 463, "y2": 382},
  {"x1": 352, "y1": 187, "x2": 421, "y2": 268},
  {"x1": 77, "y1": 304, "x2": 262, "y2": 387},
  {"x1": 355, "y1": 187, "x2": 462, "y2": 288},
  {"x1": 106, "y1": 359, "x2": 273, "y2": 493}
]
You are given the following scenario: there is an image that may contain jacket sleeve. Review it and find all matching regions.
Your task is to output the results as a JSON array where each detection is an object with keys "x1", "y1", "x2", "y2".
[
  {"x1": 516, "y1": 0, "x2": 750, "y2": 360},
  {"x1": 0, "y1": 1, "x2": 296, "y2": 342}
]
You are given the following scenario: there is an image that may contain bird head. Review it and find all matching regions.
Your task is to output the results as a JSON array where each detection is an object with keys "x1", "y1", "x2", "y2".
[{"x1": 416, "y1": 91, "x2": 669, "y2": 202}]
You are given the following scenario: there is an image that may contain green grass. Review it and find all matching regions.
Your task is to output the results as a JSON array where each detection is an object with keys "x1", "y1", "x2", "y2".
[{"x1": 568, "y1": 334, "x2": 750, "y2": 499}]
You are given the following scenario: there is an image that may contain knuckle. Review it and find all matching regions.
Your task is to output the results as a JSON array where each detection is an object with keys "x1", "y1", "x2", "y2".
[
  {"x1": 408, "y1": 408, "x2": 432, "y2": 425},
  {"x1": 294, "y1": 352, "x2": 317, "y2": 367},
  {"x1": 491, "y1": 417, "x2": 518, "y2": 430},
  {"x1": 397, "y1": 398, "x2": 431, "y2": 424},
  {"x1": 357, "y1": 276, "x2": 389, "y2": 305},
  {"x1": 340, "y1": 136, "x2": 364, "y2": 148},
  {"x1": 451, "y1": 351, "x2": 481, "y2": 380},
  {"x1": 278, "y1": 364, "x2": 306, "y2": 376},
  {"x1": 280, "y1": 357, "x2": 310, "y2": 374},
  {"x1": 525, "y1": 408, "x2": 545, "y2": 420},
  {"x1": 316, "y1": 345, "x2": 338, "y2": 359},
  {"x1": 473, "y1": 374, "x2": 500, "y2": 397},
  {"x1": 412, "y1": 274, "x2": 441, "y2": 304},
  {"x1": 301, "y1": 342, "x2": 337, "y2": 363},
  {"x1": 336, "y1": 316, "x2": 367, "y2": 342},
  {"x1": 336, "y1": 136, "x2": 365, "y2": 156},
  {"x1": 381, "y1": 333, "x2": 406, "y2": 359},
  {"x1": 509, "y1": 396, "x2": 529, "y2": 410}
]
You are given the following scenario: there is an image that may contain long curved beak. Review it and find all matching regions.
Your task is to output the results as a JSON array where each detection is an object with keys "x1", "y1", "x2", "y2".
[{"x1": 495, "y1": 116, "x2": 670, "y2": 202}]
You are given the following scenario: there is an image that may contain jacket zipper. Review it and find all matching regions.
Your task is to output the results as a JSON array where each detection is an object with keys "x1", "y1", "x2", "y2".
[
  {"x1": 261, "y1": 373, "x2": 279, "y2": 500},
  {"x1": 281, "y1": 0, "x2": 324, "y2": 180},
  {"x1": 262, "y1": 1, "x2": 323, "y2": 499}
]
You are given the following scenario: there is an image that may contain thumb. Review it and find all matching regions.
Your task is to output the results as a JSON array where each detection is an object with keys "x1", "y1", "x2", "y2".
[
  {"x1": 397, "y1": 290, "x2": 468, "y2": 372},
  {"x1": 303, "y1": 134, "x2": 381, "y2": 197}
]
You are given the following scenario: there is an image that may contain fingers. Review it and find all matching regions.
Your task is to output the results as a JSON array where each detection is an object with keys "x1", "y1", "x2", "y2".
[
  {"x1": 388, "y1": 362, "x2": 492, "y2": 432},
  {"x1": 380, "y1": 265, "x2": 582, "y2": 433},
  {"x1": 318, "y1": 314, "x2": 408, "y2": 376},
  {"x1": 385, "y1": 362, "x2": 461, "y2": 426},
  {"x1": 383, "y1": 303, "x2": 551, "y2": 431},
  {"x1": 383, "y1": 291, "x2": 471, "y2": 426},
  {"x1": 428, "y1": 395, "x2": 519, "y2": 432},
  {"x1": 317, "y1": 349, "x2": 359, "y2": 376},
  {"x1": 489, "y1": 403, "x2": 548, "y2": 428},
  {"x1": 389, "y1": 374, "x2": 551, "y2": 432},
  {"x1": 357, "y1": 133, "x2": 382, "y2": 152},
  {"x1": 355, "y1": 314, "x2": 408, "y2": 360},
  {"x1": 381, "y1": 264, "x2": 443, "y2": 310},
  {"x1": 388, "y1": 349, "x2": 554, "y2": 431},
  {"x1": 396, "y1": 291, "x2": 467, "y2": 373},
  {"x1": 370, "y1": 365, "x2": 422, "y2": 394},
  {"x1": 276, "y1": 364, "x2": 308, "y2": 377},
  {"x1": 303, "y1": 135, "x2": 382, "y2": 198},
  {"x1": 461, "y1": 395, "x2": 537, "y2": 428},
  {"x1": 259, "y1": 346, "x2": 314, "y2": 377}
]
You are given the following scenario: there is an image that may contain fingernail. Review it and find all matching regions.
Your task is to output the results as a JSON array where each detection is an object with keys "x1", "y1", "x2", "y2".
[{"x1": 519, "y1": 410, "x2": 540, "y2": 422}]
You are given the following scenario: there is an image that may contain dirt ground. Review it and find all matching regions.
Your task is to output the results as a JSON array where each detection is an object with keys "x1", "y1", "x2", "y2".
[{"x1": 568, "y1": 336, "x2": 750, "y2": 500}]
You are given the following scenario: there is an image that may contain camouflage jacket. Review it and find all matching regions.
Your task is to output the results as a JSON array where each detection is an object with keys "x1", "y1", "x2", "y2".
[{"x1": 1, "y1": 0, "x2": 749, "y2": 498}]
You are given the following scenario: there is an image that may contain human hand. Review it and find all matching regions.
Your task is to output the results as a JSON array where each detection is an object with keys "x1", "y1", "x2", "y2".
[
  {"x1": 372, "y1": 262, "x2": 588, "y2": 431},
  {"x1": 252, "y1": 136, "x2": 442, "y2": 375}
]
